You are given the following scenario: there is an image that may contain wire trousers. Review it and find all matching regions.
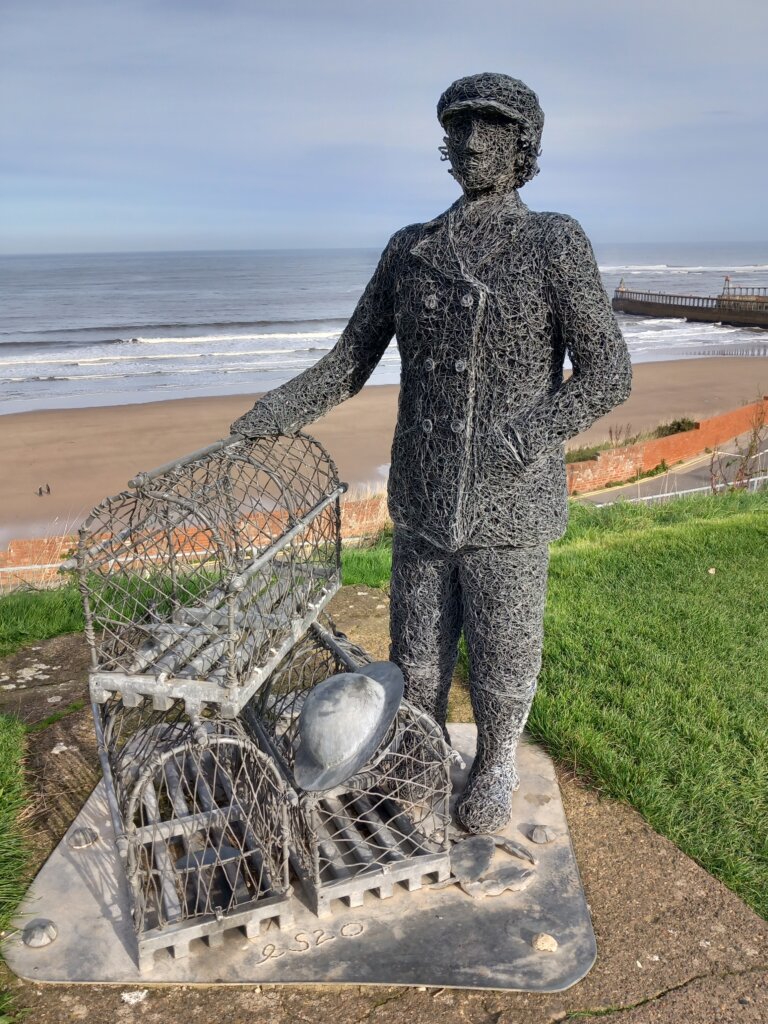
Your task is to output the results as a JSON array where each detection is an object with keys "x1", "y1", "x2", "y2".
[{"x1": 389, "y1": 528, "x2": 549, "y2": 832}]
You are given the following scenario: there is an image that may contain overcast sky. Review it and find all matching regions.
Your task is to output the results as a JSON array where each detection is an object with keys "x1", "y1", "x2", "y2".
[{"x1": 2, "y1": 0, "x2": 766, "y2": 253}]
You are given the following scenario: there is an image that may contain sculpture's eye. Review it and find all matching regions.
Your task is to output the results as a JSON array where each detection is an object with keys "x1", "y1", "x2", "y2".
[
  {"x1": 479, "y1": 109, "x2": 512, "y2": 128},
  {"x1": 444, "y1": 112, "x2": 474, "y2": 139}
]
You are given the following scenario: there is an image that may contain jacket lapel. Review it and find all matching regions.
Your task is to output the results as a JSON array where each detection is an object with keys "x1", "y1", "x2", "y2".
[
  {"x1": 409, "y1": 203, "x2": 464, "y2": 283},
  {"x1": 464, "y1": 197, "x2": 528, "y2": 278},
  {"x1": 409, "y1": 194, "x2": 529, "y2": 285}
]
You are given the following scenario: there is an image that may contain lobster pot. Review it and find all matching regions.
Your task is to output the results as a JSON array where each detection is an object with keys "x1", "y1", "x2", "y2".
[
  {"x1": 77, "y1": 433, "x2": 344, "y2": 716},
  {"x1": 245, "y1": 621, "x2": 453, "y2": 917},
  {"x1": 94, "y1": 697, "x2": 293, "y2": 969}
]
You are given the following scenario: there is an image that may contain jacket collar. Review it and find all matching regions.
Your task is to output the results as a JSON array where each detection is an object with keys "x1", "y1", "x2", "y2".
[{"x1": 410, "y1": 191, "x2": 528, "y2": 282}]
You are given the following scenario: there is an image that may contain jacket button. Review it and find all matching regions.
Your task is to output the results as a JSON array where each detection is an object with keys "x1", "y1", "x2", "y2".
[
  {"x1": 451, "y1": 420, "x2": 465, "y2": 433},
  {"x1": 454, "y1": 359, "x2": 467, "y2": 372},
  {"x1": 424, "y1": 357, "x2": 435, "y2": 371},
  {"x1": 424, "y1": 295, "x2": 438, "y2": 310},
  {"x1": 422, "y1": 419, "x2": 433, "y2": 433},
  {"x1": 461, "y1": 293, "x2": 474, "y2": 307}
]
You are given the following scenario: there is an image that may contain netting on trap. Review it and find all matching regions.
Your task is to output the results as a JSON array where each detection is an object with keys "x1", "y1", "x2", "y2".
[
  {"x1": 94, "y1": 698, "x2": 294, "y2": 967},
  {"x1": 76, "y1": 433, "x2": 344, "y2": 715},
  {"x1": 244, "y1": 619, "x2": 453, "y2": 916}
]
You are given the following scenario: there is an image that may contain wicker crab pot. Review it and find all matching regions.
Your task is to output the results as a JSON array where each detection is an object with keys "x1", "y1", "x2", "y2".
[{"x1": 246, "y1": 619, "x2": 454, "y2": 917}]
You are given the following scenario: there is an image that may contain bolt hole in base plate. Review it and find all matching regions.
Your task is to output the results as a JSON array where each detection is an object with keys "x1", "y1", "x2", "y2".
[{"x1": 2, "y1": 727, "x2": 595, "y2": 991}]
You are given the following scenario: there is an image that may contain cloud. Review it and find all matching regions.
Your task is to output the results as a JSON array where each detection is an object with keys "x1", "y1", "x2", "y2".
[{"x1": 1, "y1": 0, "x2": 767, "y2": 250}]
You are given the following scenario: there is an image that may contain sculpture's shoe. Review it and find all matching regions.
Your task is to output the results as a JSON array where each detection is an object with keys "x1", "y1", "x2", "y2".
[
  {"x1": 455, "y1": 763, "x2": 519, "y2": 834},
  {"x1": 455, "y1": 686, "x2": 534, "y2": 834}
]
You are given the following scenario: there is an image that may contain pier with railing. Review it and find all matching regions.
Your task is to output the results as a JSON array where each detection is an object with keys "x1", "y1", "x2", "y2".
[{"x1": 612, "y1": 283, "x2": 768, "y2": 328}]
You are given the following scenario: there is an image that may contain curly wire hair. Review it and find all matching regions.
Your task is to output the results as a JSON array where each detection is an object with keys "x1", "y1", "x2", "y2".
[{"x1": 505, "y1": 118, "x2": 542, "y2": 188}]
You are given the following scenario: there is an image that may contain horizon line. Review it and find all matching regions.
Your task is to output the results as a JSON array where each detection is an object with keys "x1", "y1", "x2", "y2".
[{"x1": 2, "y1": 241, "x2": 768, "y2": 258}]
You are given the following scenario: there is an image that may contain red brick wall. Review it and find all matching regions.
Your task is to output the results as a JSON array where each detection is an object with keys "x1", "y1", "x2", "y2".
[
  {"x1": 567, "y1": 397, "x2": 768, "y2": 493},
  {"x1": 0, "y1": 497, "x2": 395, "y2": 589},
  {"x1": 340, "y1": 495, "x2": 390, "y2": 538},
  {"x1": 0, "y1": 535, "x2": 78, "y2": 588}
]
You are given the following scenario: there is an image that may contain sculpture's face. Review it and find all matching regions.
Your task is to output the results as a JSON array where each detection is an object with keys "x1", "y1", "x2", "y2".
[{"x1": 442, "y1": 108, "x2": 520, "y2": 196}]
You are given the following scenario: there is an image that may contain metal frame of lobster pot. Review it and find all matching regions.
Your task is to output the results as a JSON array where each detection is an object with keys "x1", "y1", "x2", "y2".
[
  {"x1": 244, "y1": 618, "x2": 455, "y2": 918},
  {"x1": 76, "y1": 432, "x2": 345, "y2": 718},
  {"x1": 74, "y1": 432, "x2": 345, "y2": 967},
  {"x1": 93, "y1": 699, "x2": 294, "y2": 969}
]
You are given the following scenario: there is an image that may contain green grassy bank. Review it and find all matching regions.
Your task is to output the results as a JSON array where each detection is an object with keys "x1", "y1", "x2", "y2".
[
  {"x1": 0, "y1": 716, "x2": 27, "y2": 933},
  {"x1": 343, "y1": 491, "x2": 768, "y2": 917},
  {"x1": 535, "y1": 494, "x2": 767, "y2": 918},
  {"x1": 0, "y1": 714, "x2": 27, "y2": 1021},
  {"x1": 0, "y1": 585, "x2": 83, "y2": 658}
]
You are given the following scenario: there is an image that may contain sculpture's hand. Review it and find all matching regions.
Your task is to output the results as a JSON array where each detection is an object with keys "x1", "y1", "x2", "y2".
[{"x1": 230, "y1": 401, "x2": 282, "y2": 438}]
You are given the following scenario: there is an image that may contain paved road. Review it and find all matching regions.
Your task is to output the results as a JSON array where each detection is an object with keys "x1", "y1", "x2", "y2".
[{"x1": 578, "y1": 431, "x2": 768, "y2": 506}]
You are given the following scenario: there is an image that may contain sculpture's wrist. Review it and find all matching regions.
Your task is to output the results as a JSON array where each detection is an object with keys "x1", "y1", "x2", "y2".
[{"x1": 230, "y1": 399, "x2": 282, "y2": 438}]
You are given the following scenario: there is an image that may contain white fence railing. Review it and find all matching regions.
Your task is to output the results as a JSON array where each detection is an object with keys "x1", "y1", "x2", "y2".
[{"x1": 592, "y1": 474, "x2": 768, "y2": 508}]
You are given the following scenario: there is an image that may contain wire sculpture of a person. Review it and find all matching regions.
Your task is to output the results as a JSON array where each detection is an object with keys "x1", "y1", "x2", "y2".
[{"x1": 233, "y1": 73, "x2": 631, "y2": 833}]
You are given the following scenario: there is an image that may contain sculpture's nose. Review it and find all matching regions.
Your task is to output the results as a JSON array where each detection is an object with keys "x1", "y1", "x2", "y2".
[{"x1": 464, "y1": 122, "x2": 485, "y2": 154}]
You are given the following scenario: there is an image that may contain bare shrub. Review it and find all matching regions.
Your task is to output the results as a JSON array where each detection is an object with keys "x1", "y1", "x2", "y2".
[{"x1": 709, "y1": 401, "x2": 767, "y2": 493}]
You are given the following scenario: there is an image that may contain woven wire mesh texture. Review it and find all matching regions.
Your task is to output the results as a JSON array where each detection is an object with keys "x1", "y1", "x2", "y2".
[
  {"x1": 232, "y1": 77, "x2": 632, "y2": 553},
  {"x1": 389, "y1": 531, "x2": 549, "y2": 832},
  {"x1": 247, "y1": 621, "x2": 452, "y2": 914},
  {"x1": 230, "y1": 75, "x2": 632, "y2": 839},
  {"x1": 96, "y1": 698, "x2": 292, "y2": 941},
  {"x1": 78, "y1": 433, "x2": 343, "y2": 712}
]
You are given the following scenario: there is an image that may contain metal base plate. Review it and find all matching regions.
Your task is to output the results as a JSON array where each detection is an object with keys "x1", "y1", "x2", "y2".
[{"x1": 3, "y1": 727, "x2": 596, "y2": 991}]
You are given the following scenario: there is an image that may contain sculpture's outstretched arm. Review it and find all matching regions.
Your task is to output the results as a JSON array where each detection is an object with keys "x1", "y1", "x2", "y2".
[
  {"x1": 501, "y1": 215, "x2": 632, "y2": 468},
  {"x1": 232, "y1": 233, "x2": 400, "y2": 436}
]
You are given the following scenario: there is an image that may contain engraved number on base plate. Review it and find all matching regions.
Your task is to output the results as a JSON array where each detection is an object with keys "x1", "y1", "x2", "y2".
[{"x1": 253, "y1": 921, "x2": 367, "y2": 964}]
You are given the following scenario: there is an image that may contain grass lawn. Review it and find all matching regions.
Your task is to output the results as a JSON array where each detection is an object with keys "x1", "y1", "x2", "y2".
[
  {"x1": 343, "y1": 490, "x2": 768, "y2": 918},
  {"x1": 0, "y1": 716, "x2": 28, "y2": 934},
  {"x1": 534, "y1": 494, "x2": 768, "y2": 918},
  {"x1": 0, "y1": 714, "x2": 27, "y2": 1022},
  {"x1": 341, "y1": 530, "x2": 394, "y2": 589},
  {"x1": 0, "y1": 586, "x2": 83, "y2": 659}
]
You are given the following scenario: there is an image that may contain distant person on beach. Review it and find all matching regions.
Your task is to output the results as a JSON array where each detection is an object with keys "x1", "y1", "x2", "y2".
[{"x1": 233, "y1": 73, "x2": 631, "y2": 833}]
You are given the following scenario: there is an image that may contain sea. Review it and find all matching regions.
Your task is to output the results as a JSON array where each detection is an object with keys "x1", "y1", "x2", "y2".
[{"x1": 2, "y1": 242, "x2": 768, "y2": 417}]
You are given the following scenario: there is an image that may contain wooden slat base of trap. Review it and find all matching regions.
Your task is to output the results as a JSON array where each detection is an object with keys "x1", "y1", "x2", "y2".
[{"x1": 2, "y1": 727, "x2": 597, "y2": 992}]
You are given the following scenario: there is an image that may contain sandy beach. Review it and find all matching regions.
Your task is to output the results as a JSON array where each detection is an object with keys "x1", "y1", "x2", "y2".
[{"x1": 1, "y1": 356, "x2": 766, "y2": 544}]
